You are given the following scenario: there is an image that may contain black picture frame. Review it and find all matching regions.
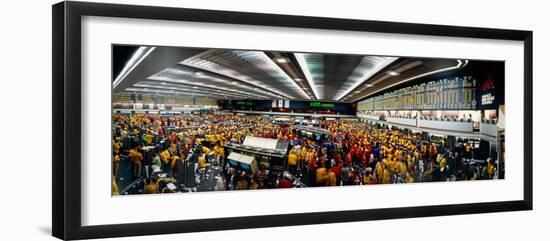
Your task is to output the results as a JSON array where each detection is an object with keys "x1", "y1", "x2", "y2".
[{"x1": 52, "y1": 1, "x2": 533, "y2": 240}]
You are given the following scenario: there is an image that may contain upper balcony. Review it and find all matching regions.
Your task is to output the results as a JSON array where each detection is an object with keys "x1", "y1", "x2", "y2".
[{"x1": 359, "y1": 114, "x2": 501, "y2": 141}]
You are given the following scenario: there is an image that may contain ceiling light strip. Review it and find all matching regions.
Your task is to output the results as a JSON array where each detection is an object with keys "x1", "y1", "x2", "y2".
[
  {"x1": 182, "y1": 59, "x2": 285, "y2": 99},
  {"x1": 113, "y1": 46, "x2": 156, "y2": 88},
  {"x1": 126, "y1": 87, "x2": 248, "y2": 99},
  {"x1": 255, "y1": 52, "x2": 311, "y2": 99},
  {"x1": 294, "y1": 53, "x2": 320, "y2": 100},
  {"x1": 180, "y1": 52, "x2": 290, "y2": 99},
  {"x1": 334, "y1": 56, "x2": 398, "y2": 101},
  {"x1": 148, "y1": 74, "x2": 268, "y2": 99},
  {"x1": 125, "y1": 88, "x2": 233, "y2": 97},
  {"x1": 133, "y1": 83, "x2": 253, "y2": 99}
]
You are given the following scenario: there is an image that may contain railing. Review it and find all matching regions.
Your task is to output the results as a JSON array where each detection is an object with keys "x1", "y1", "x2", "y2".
[
  {"x1": 480, "y1": 120, "x2": 498, "y2": 137},
  {"x1": 418, "y1": 117, "x2": 473, "y2": 132},
  {"x1": 386, "y1": 116, "x2": 417, "y2": 126},
  {"x1": 233, "y1": 110, "x2": 356, "y2": 118},
  {"x1": 356, "y1": 114, "x2": 497, "y2": 140},
  {"x1": 357, "y1": 114, "x2": 380, "y2": 121}
]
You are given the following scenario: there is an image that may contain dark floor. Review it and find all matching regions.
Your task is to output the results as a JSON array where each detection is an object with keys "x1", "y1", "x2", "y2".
[{"x1": 196, "y1": 164, "x2": 223, "y2": 192}]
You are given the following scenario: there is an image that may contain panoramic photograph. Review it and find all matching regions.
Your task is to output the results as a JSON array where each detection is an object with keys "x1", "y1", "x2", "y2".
[{"x1": 111, "y1": 45, "x2": 505, "y2": 196}]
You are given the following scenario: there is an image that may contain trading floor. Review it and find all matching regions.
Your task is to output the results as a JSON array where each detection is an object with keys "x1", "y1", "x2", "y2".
[
  {"x1": 112, "y1": 112, "x2": 500, "y2": 195},
  {"x1": 111, "y1": 46, "x2": 505, "y2": 195}
]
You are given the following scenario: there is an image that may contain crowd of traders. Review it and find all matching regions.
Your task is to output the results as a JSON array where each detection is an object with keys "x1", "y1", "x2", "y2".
[{"x1": 111, "y1": 112, "x2": 498, "y2": 195}]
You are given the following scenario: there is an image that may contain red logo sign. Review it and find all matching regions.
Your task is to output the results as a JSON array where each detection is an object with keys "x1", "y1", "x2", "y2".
[{"x1": 482, "y1": 78, "x2": 495, "y2": 92}]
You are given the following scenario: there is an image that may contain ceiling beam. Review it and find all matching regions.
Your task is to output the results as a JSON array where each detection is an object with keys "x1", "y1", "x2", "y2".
[
  {"x1": 334, "y1": 56, "x2": 398, "y2": 101},
  {"x1": 112, "y1": 46, "x2": 205, "y2": 92},
  {"x1": 180, "y1": 50, "x2": 294, "y2": 99},
  {"x1": 134, "y1": 81, "x2": 263, "y2": 99},
  {"x1": 294, "y1": 53, "x2": 321, "y2": 100}
]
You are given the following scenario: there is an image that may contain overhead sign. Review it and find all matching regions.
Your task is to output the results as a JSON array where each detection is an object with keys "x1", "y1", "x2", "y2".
[
  {"x1": 481, "y1": 93, "x2": 495, "y2": 105},
  {"x1": 236, "y1": 100, "x2": 254, "y2": 106},
  {"x1": 480, "y1": 77, "x2": 497, "y2": 108},
  {"x1": 309, "y1": 101, "x2": 334, "y2": 108}
]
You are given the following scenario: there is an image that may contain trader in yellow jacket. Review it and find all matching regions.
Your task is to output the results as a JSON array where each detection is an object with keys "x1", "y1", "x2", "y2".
[
  {"x1": 129, "y1": 147, "x2": 143, "y2": 177},
  {"x1": 213, "y1": 145, "x2": 220, "y2": 160},
  {"x1": 170, "y1": 142, "x2": 177, "y2": 154},
  {"x1": 198, "y1": 154, "x2": 207, "y2": 169},
  {"x1": 381, "y1": 167, "x2": 392, "y2": 184},
  {"x1": 202, "y1": 146, "x2": 211, "y2": 155},
  {"x1": 315, "y1": 166, "x2": 328, "y2": 186},
  {"x1": 171, "y1": 155, "x2": 179, "y2": 170},
  {"x1": 113, "y1": 140, "x2": 121, "y2": 155},
  {"x1": 144, "y1": 176, "x2": 160, "y2": 194},
  {"x1": 160, "y1": 149, "x2": 171, "y2": 164},
  {"x1": 327, "y1": 170, "x2": 337, "y2": 186},
  {"x1": 112, "y1": 175, "x2": 119, "y2": 196},
  {"x1": 287, "y1": 148, "x2": 299, "y2": 174},
  {"x1": 299, "y1": 146, "x2": 308, "y2": 162},
  {"x1": 375, "y1": 160, "x2": 385, "y2": 184}
]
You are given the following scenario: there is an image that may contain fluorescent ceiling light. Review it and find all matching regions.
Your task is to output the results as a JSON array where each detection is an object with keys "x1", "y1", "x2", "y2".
[
  {"x1": 112, "y1": 46, "x2": 156, "y2": 88},
  {"x1": 334, "y1": 56, "x2": 398, "y2": 101},
  {"x1": 366, "y1": 84, "x2": 374, "y2": 87},
  {"x1": 134, "y1": 82, "x2": 253, "y2": 99},
  {"x1": 126, "y1": 88, "x2": 241, "y2": 99},
  {"x1": 275, "y1": 58, "x2": 288, "y2": 63},
  {"x1": 387, "y1": 70, "x2": 400, "y2": 76},
  {"x1": 233, "y1": 51, "x2": 310, "y2": 99},
  {"x1": 294, "y1": 53, "x2": 321, "y2": 100},
  {"x1": 180, "y1": 51, "x2": 292, "y2": 99},
  {"x1": 148, "y1": 71, "x2": 268, "y2": 99}
]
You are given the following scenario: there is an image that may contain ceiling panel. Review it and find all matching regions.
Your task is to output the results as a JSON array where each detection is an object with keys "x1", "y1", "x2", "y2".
[
  {"x1": 294, "y1": 53, "x2": 325, "y2": 99},
  {"x1": 333, "y1": 56, "x2": 398, "y2": 101},
  {"x1": 322, "y1": 54, "x2": 364, "y2": 99},
  {"x1": 113, "y1": 46, "x2": 462, "y2": 104},
  {"x1": 147, "y1": 68, "x2": 272, "y2": 99},
  {"x1": 179, "y1": 49, "x2": 310, "y2": 99}
]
